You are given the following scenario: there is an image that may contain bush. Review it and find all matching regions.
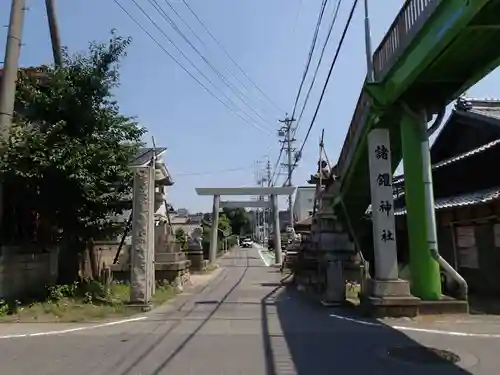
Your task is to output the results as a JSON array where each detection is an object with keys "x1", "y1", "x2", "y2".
[{"x1": 227, "y1": 235, "x2": 238, "y2": 248}]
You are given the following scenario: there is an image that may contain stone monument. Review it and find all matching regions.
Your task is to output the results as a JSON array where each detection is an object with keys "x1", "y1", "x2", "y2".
[{"x1": 360, "y1": 128, "x2": 420, "y2": 317}]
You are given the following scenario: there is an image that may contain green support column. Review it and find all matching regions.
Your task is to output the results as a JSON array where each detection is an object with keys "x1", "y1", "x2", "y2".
[{"x1": 400, "y1": 109, "x2": 441, "y2": 300}]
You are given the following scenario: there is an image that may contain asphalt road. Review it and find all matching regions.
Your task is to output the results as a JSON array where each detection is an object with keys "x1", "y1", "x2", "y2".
[{"x1": 0, "y1": 247, "x2": 498, "y2": 374}]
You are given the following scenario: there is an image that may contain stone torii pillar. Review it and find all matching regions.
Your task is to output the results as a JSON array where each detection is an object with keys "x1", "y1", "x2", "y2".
[
  {"x1": 196, "y1": 186, "x2": 296, "y2": 265},
  {"x1": 209, "y1": 194, "x2": 220, "y2": 264}
]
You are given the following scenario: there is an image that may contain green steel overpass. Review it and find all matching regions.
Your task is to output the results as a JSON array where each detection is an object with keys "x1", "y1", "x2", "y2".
[{"x1": 336, "y1": 0, "x2": 500, "y2": 299}]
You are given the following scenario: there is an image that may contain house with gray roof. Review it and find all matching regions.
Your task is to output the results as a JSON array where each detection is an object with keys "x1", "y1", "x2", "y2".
[{"x1": 363, "y1": 98, "x2": 500, "y2": 297}]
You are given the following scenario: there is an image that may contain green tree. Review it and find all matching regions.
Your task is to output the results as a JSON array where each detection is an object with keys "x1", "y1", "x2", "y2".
[
  {"x1": 174, "y1": 228, "x2": 187, "y2": 249},
  {"x1": 0, "y1": 33, "x2": 145, "y2": 282},
  {"x1": 218, "y1": 213, "x2": 231, "y2": 234},
  {"x1": 222, "y1": 208, "x2": 251, "y2": 235}
]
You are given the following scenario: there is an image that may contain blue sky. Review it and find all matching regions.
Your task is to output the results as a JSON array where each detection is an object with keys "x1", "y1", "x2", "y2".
[{"x1": 2, "y1": 0, "x2": 500, "y2": 212}]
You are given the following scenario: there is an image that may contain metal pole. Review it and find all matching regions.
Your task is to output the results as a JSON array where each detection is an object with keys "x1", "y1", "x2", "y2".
[
  {"x1": 45, "y1": 0, "x2": 63, "y2": 67},
  {"x1": 0, "y1": 0, "x2": 26, "y2": 145},
  {"x1": 363, "y1": 0, "x2": 373, "y2": 82}
]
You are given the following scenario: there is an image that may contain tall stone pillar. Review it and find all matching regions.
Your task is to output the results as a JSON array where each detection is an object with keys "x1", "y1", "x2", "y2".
[
  {"x1": 130, "y1": 165, "x2": 155, "y2": 305},
  {"x1": 209, "y1": 194, "x2": 220, "y2": 264},
  {"x1": 271, "y1": 194, "x2": 282, "y2": 264},
  {"x1": 368, "y1": 128, "x2": 399, "y2": 280},
  {"x1": 361, "y1": 128, "x2": 419, "y2": 317}
]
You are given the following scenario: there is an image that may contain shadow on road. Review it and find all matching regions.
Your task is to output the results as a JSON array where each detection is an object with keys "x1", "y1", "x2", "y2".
[
  {"x1": 263, "y1": 279, "x2": 473, "y2": 375},
  {"x1": 142, "y1": 255, "x2": 251, "y2": 375},
  {"x1": 469, "y1": 295, "x2": 500, "y2": 316}
]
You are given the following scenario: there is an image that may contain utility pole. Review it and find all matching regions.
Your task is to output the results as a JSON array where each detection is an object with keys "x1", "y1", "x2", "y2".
[
  {"x1": 278, "y1": 116, "x2": 296, "y2": 230},
  {"x1": 0, "y1": 0, "x2": 27, "y2": 225},
  {"x1": 264, "y1": 158, "x2": 271, "y2": 243},
  {"x1": 45, "y1": 0, "x2": 63, "y2": 67},
  {"x1": 363, "y1": 0, "x2": 373, "y2": 82},
  {"x1": 0, "y1": 0, "x2": 26, "y2": 145}
]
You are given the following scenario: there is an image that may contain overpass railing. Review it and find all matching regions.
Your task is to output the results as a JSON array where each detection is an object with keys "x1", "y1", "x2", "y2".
[
  {"x1": 373, "y1": 0, "x2": 441, "y2": 81},
  {"x1": 337, "y1": 88, "x2": 371, "y2": 179},
  {"x1": 337, "y1": 0, "x2": 442, "y2": 182}
]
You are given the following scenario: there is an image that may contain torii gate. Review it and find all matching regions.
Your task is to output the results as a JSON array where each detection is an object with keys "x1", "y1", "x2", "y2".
[{"x1": 195, "y1": 186, "x2": 296, "y2": 265}]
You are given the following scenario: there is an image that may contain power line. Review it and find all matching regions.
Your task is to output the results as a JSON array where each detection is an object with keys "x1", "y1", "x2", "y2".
[
  {"x1": 135, "y1": 0, "x2": 270, "y2": 131},
  {"x1": 290, "y1": 0, "x2": 328, "y2": 119},
  {"x1": 115, "y1": 0, "x2": 270, "y2": 134},
  {"x1": 180, "y1": 0, "x2": 284, "y2": 114},
  {"x1": 148, "y1": 0, "x2": 272, "y2": 128},
  {"x1": 294, "y1": 0, "x2": 342, "y2": 135},
  {"x1": 286, "y1": 0, "x2": 359, "y2": 184},
  {"x1": 164, "y1": 0, "x2": 278, "y2": 119},
  {"x1": 270, "y1": 0, "x2": 328, "y2": 187}
]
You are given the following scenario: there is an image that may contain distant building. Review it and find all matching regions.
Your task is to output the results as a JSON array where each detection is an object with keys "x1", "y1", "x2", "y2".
[
  {"x1": 176, "y1": 208, "x2": 189, "y2": 216},
  {"x1": 292, "y1": 186, "x2": 316, "y2": 223}
]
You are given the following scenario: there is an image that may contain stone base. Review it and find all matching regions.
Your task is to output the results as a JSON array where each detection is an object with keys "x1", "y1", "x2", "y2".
[
  {"x1": 112, "y1": 261, "x2": 191, "y2": 291},
  {"x1": 364, "y1": 278, "x2": 411, "y2": 297},
  {"x1": 125, "y1": 302, "x2": 153, "y2": 312},
  {"x1": 419, "y1": 296, "x2": 469, "y2": 315},
  {"x1": 360, "y1": 278, "x2": 420, "y2": 318},
  {"x1": 156, "y1": 266, "x2": 190, "y2": 292},
  {"x1": 360, "y1": 295, "x2": 421, "y2": 318},
  {"x1": 186, "y1": 250, "x2": 206, "y2": 272}
]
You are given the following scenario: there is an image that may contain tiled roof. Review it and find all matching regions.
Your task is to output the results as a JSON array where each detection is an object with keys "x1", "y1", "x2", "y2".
[
  {"x1": 130, "y1": 147, "x2": 167, "y2": 167},
  {"x1": 392, "y1": 138, "x2": 500, "y2": 185},
  {"x1": 394, "y1": 186, "x2": 500, "y2": 216}
]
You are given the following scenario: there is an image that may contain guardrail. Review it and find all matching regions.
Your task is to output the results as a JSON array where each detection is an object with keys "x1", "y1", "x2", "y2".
[
  {"x1": 337, "y1": 89, "x2": 371, "y2": 178},
  {"x1": 372, "y1": 0, "x2": 441, "y2": 81}
]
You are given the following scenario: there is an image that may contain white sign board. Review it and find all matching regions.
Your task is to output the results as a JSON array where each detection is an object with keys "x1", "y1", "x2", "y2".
[
  {"x1": 367, "y1": 129, "x2": 398, "y2": 280},
  {"x1": 456, "y1": 226, "x2": 475, "y2": 248}
]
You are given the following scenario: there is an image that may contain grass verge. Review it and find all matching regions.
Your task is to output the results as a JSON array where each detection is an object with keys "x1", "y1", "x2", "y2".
[
  {"x1": 191, "y1": 262, "x2": 219, "y2": 275},
  {"x1": 0, "y1": 279, "x2": 177, "y2": 323}
]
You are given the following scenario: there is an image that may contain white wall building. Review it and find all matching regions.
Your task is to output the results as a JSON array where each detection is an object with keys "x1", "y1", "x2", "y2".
[{"x1": 292, "y1": 186, "x2": 316, "y2": 223}]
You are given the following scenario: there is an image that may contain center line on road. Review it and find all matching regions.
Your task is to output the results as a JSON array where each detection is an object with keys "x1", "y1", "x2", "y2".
[{"x1": 0, "y1": 316, "x2": 148, "y2": 340}]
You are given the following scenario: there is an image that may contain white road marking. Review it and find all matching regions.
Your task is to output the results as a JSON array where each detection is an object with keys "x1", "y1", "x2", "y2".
[
  {"x1": 0, "y1": 316, "x2": 147, "y2": 339},
  {"x1": 255, "y1": 245, "x2": 272, "y2": 267},
  {"x1": 330, "y1": 313, "x2": 500, "y2": 338}
]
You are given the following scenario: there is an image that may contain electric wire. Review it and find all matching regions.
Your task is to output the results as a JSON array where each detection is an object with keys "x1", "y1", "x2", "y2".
[
  {"x1": 180, "y1": 0, "x2": 284, "y2": 114},
  {"x1": 284, "y1": 0, "x2": 359, "y2": 185},
  {"x1": 165, "y1": 0, "x2": 279, "y2": 119},
  {"x1": 294, "y1": 0, "x2": 342, "y2": 136},
  {"x1": 290, "y1": 0, "x2": 328, "y2": 120},
  {"x1": 112, "y1": 0, "x2": 270, "y2": 134},
  {"x1": 142, "y1": 0, "x2": 270, "y2": 130},
  {"x1": 270, "y1": 0, "x2": 328, "y2": 186},
  {"x1": 148, "y1": 0, "x2": 273, "y2": 127}
]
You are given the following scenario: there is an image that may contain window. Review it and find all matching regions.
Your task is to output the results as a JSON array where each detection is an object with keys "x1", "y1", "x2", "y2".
[{"x1": 308, "y1": 210, "x2": 313, "y2": 216}]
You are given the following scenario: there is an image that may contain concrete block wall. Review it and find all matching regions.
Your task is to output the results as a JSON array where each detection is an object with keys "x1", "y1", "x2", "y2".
[
  {"x1": 0, "y1": 246, "x2": 58, "y2": 300},
  {"x1": 82, "y1": 241, "x2": 129, "y2": 277}
]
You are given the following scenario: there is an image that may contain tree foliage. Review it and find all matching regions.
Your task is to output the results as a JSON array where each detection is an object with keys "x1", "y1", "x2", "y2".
[
  {"x1": 0, "y1": 33, "x2": 145, "y2": 244},
  {"x1": 222, "y1": 208, "x2": 251, "y2": 235},
  {"x1": 174, "y1": 228, "x2": 187, "y2": 249}
]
